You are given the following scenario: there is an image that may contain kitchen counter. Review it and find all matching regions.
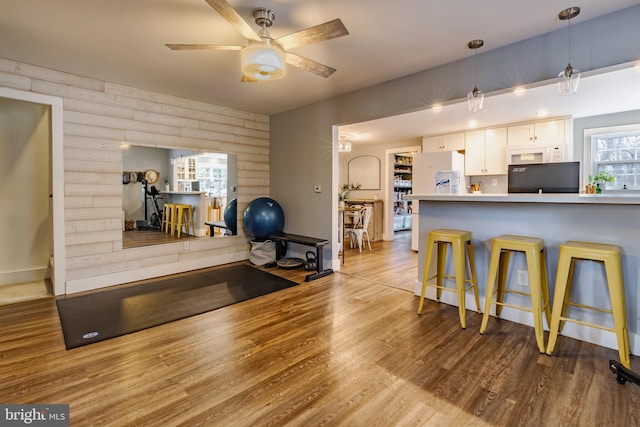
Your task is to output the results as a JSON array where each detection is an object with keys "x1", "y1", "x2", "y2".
[
  {"x1": 406, "y1": 192, "x2": 640, "y2": 205},
  {"x1": 410, "y1": 193, "x2": 640, "y2": 356}
]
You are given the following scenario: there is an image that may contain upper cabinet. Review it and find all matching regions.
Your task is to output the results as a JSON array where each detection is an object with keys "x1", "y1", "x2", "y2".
[
  {"x1": 422, "y1": 133, "x2": 465, "y2": 153},
  {"x1": 507, "y1": 119, "x2": 566, "y2": 147},
  {"x1": 465, "y1": 127, "x2": 508, "y2": 175}
]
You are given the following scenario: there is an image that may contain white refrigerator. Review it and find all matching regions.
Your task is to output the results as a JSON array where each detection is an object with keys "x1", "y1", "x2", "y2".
[{"x1": 410, "y1": 151, "x2": 466, "y2": 251}]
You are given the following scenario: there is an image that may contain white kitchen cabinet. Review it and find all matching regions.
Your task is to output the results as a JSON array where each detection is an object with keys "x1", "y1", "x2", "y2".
[
  {"x1": 422, "y1": 133, "x2": 465, "y2": 153},
  {"x1": 465, "y1": 127, "x2": 507, "y2": 175},
  {"x1": 507, "y1": 119, "x2": 565, "y2": 147}
]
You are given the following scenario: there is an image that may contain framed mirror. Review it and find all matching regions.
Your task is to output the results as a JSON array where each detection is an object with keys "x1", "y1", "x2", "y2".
[
  {"x1": 348, "y1": 155, "x2": 380, "y2": 190},
  {"x1": 121, "y1": 145, "x2": 237, "y2": 248}
]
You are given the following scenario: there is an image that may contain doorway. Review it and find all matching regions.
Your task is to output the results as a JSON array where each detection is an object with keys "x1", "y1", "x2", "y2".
[
  {"x1": 0, "y1": 88, "x2": 65, "y2": 301},
  {"x1": 383, "y1": 145, "x2": 419, "y2": 241}
]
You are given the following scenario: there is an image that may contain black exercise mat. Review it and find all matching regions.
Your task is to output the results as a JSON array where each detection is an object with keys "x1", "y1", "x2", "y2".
[{"x1": 56, "y1": 264, "x2": 297, "y2": 349}]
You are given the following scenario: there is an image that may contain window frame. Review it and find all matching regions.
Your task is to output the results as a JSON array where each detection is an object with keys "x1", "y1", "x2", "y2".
[{"x1": 583, "y1": 123, "x2": 640, "y2": 192}]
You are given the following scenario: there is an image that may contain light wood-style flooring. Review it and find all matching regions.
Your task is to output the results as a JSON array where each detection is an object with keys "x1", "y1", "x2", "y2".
[{"x1": 1, "y1": 232, "x2": 638, "y2": 426}]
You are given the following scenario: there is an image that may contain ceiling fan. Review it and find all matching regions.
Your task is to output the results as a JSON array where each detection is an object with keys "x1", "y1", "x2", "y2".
[{"x1": 166, "y1": 0, "x2": 349, "y2": 82}]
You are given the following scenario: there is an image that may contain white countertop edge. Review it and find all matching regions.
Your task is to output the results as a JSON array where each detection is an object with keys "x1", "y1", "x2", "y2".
[{"x1": 405, "y1": 193, "x2": 640, "y2": 205}]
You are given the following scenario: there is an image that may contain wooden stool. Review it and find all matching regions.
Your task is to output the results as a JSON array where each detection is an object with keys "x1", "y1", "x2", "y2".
[
  {"x1": 173, "y1": 204, "x2": 194, "y2": 238},
  {"x1": 546, "y1": 241, "x2": 630, "y2": 368},
  {"x1": 418, "y1": 229, "x2": 480, "y2": 329},
  {"x1": 479, "y1": 235, "x2": 551, "y2": 353},
  {"x1": 161, "y1": 203, "x2": 175, "y2": 234}
]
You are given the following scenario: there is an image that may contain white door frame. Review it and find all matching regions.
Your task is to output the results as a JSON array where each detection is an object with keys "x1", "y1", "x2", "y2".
[{"x1": 0, "y1": 87, "x2": 65, "y2": 295}]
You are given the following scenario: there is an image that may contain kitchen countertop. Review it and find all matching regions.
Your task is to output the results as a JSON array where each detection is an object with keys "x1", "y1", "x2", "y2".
[{"x1": 406, "y1": 192, "x2": 640, "y2": 205}]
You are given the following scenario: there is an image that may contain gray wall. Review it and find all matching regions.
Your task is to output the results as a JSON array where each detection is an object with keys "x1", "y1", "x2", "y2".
[{"x1": 271, "y1": 5, "x2": 640, "y2": 268}]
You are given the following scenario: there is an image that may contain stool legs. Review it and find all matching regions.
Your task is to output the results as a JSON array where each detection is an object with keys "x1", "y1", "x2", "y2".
[
  {"x1": 417, "y1": 236, "x2": 436, "y2": 314},
  {"x1": 546, "y1": 242, "x2": 630, "y2": 369},
  {"x1": 418, "y1": 230, "x2": 480, "y2": 329},
  {"x1": 481, "y1": 235, "x2": 550, "y2": 354},
  {"x1": 605, "y1": 255, "x2": 631, "y2": 369}
]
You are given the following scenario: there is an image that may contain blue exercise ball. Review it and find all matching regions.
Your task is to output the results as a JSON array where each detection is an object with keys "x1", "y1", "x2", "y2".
[
  {"x1": 243, "y1": 197, "x2": 285, "y2": 239},
  {"x1": 223, "y1": 198, "x2": 237, "y2": 235}
]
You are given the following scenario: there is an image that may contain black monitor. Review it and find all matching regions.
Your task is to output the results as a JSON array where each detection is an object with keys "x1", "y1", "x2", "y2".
[{"x1": 508, "y1": 161, "x2": 580, "y2": 193}]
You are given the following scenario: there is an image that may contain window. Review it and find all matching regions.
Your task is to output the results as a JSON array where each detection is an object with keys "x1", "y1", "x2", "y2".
[{"x1": 586, "y1": 124, "x2": 640, "y2": 190}]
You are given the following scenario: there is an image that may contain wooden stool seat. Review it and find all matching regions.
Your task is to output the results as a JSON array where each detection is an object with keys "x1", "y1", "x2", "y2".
[
  {"x1": 546, "y1": 240, "x2": 630, "y2": 368},
  {"x1": 418, "y1": 228, "x2": 480, "y2": 329},
  {"x1": 173, "y1": 204, "x2": 194, "y2": 238},
  {"x1": 480, "y1": 235, "x2": 551, "y2": 353}
]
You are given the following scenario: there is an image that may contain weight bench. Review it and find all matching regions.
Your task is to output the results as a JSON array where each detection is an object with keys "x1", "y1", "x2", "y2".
[
  {"x1": 205, "y1": 221, "x2": 229, "y2": 237},
  {"x1": 268, "y1": 232, "x2": 334, "y2": 282}
]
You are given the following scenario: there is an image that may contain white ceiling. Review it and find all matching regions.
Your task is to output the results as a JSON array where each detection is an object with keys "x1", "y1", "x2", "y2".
[{"x1": 1, "y1": 0, "x2": 639, "y2": 118}]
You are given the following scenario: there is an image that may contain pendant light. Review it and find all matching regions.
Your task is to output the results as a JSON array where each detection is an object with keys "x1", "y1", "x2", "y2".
[
  {"x1": 557, "y1": 7, "x2": 581, "y2": 95},
  {"x1": 338, "y1": 135, "x2": 352, "y2": 152},
  {"x1": 467, "y1": 39, "x2": 484, "y2": 112}
]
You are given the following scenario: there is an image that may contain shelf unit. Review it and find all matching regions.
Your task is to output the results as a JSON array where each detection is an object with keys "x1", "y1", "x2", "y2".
[{"x1": 393, "y1": 153, "x2": 413, "y2": 231}]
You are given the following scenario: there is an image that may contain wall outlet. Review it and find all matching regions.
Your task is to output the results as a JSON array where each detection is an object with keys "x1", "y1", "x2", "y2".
[
  {"x1": 183, "y1": 241, "x2": 190, "y2": 251},
  {"x1": 517, "y1": 269, "x2": 528, "y2": 287},
  {"x1": 491, "y1": 178, "x2": 498, "y2": 187},
  {"x1": 314, "y1": 185, "x2": 322, "y2": 193}
]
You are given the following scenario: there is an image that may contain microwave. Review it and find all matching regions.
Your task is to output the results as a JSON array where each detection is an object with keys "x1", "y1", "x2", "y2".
[{"x1": 507, "y1": 144, "x2": 564, "y2": 165}]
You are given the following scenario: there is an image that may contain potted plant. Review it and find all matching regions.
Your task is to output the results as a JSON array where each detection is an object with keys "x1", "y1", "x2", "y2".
[
  {"x1": 164, "y1": 178, "x2": 170, "y2": 192},
  {"x1": 588, "y1": 172, "x2": 615, "y2": 194},
  {"x1": 338, "y1": 183, "x2": 361, "y2": 206}
]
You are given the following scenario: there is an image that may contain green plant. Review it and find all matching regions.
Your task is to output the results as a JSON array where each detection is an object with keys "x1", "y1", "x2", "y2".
[
  {"x1": 338, "y1": 182, "x2": 361, "y2": 201},
  {"x1": 588, "y1": 172, "x2": 615, "y2": 185}
]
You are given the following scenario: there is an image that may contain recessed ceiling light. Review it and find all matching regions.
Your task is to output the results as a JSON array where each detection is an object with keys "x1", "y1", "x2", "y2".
[
  {"x1": 537, "y1": 110, "x2": 548, "y2": 117},
  {"x1": 468, "y1": 119, "x2": 478, "y2": 128},
  {"x1": 432, "y1": 104, "x2": 444, "y2": 112},
  {"x1": 514, "y1": 87, "x2": 527, "y2": 96}
]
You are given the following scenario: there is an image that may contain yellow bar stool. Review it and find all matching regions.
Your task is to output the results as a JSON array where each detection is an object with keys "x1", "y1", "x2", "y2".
[
  {"x1": 479, "y1": 235, "x2": 551, "y2": 353},
  {"x1": 546, "y1": 241, "x2": 630, "y2": 368},
  {"x1": 173, "y1": 204, "x2": 194, "y2": 238},
  {"x1": 418, "y1": 228, "x2": 480, "y2": 329},
  {"x1": 161, "y1": 203, "x2": 175, "y2": 234}
]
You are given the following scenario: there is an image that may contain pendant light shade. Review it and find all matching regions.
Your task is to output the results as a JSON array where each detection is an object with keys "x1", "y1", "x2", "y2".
[
  {"x1": 241, "y1": 41, "x2": 286, "y2": 81},
  {"x1": 467, "y1": 39, "x2": 484, "y2": 112},
  {"x1": 557, "y1": 7, "x2": 581, "y2": 95},
  {"x1": 467, "y1": 85, "x2": 484, "y2": 113}
]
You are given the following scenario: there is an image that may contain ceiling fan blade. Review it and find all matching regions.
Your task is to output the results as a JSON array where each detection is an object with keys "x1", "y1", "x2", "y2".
[
  {"x1": 284, "y1": 52, "x2": 336, "y2": 78},
  {"x1": 165, "y1": 44, "x2": 242, "y2": 51},
  {"x1": 241, "y1": 74, "x2": 258, "y2": 82},
  {"x1": 275, "y1": 19, "x2": 349, "y2": 51},
  {"x1": 204, "y1": 0, "x2": 262, "y2": 43}
]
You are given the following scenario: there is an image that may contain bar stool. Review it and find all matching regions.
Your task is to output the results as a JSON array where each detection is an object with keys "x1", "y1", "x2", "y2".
[
  {"x1": 173, "y1": 204, "x2": 194, "y2": 238},
  {"x1": 546, "y1": 241, "x2": 630, "y2": 368},
  {"x1": 418, "y1": 228, "x2": 480, "y2": 329},
  {"x1": 161, "y1": 203, "x2": 175, "y2": 234},
  {"x1": 479, "y1": 235, "x2": 551, "y2": 353}
]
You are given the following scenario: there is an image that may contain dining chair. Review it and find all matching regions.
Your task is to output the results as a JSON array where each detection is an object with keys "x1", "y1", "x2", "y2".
[{"x1": 345, "y1": 206, "x2": 372, "y2": 252}]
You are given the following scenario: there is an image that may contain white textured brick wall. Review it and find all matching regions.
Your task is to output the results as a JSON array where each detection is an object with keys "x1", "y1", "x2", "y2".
[{"x1": 0, "y1": 57, "x2": 269, "y2": 294}]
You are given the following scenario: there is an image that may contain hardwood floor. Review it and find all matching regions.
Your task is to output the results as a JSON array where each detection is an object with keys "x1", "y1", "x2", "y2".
[{"x1": 1, "y1": 232, "x2": 638, "y2": 426}]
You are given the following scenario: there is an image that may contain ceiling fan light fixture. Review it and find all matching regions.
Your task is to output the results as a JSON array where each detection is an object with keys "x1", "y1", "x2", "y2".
[
  {"x1": 557, "y1": 7, "x2": 581, "y2": 95},
  {"x1": 241, "y1": 42, "x2": 286, "y2": 80}
]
